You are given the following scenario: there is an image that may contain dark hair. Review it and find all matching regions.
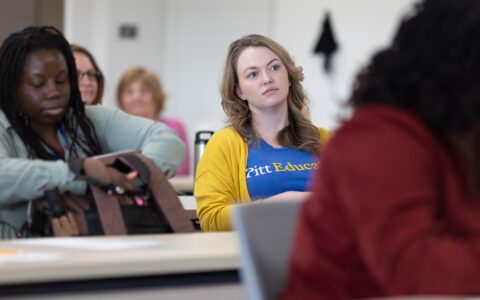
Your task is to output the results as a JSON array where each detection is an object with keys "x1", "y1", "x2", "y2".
[
  {"x1": 70, "y1": 43, "x2": 104, "y2": 105},
  {"x1": 0, "y1": 26, "x2": 103, "y2": 159},
  {"x1": 350, "y1": 0, "x2": 480, "y2": 136}
]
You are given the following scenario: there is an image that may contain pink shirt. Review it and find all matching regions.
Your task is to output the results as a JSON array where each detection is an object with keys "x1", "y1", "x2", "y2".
[{"x1": 160, "y1": 118, "x2": 190, "y2": 176}]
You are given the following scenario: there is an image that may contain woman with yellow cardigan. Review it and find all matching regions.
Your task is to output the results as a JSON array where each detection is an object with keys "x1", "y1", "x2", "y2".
[{"x1": 195, "y1": 34, "x2": 330, "y2": 231}]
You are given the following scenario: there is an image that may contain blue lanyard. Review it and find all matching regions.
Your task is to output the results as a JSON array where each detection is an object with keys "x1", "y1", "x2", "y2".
[{"x1": 45, "y1": 124, "x2": 78, "y2": 160}]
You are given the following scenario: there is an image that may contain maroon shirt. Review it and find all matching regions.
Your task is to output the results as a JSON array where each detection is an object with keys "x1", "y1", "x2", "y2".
[{"x1": 281, "y1": 105, "x2": 480, "y2": 299}]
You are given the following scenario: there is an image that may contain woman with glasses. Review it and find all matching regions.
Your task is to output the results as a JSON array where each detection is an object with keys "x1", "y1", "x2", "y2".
[
  {"x1": 0, "y1": 26, "x2": 186, "y2": 238},
  {"x1": 71, "y1": 44, "x2": 104, "y2": 105}
]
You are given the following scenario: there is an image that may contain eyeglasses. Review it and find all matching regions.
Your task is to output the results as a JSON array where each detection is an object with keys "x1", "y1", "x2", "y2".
[{"x1": 77, "y1": 69, "x2": 98, "y2": 81}]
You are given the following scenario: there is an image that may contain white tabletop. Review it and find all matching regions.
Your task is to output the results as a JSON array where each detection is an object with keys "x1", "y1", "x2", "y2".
[
  {"x1": 169, "y1": 176, "x2": 194, "y2": 194},
  {"x1": 0, "y1": 232, "x2": 239, "y2": 285},
  {"x1": 179, "y1": 195, "x2": 196, "y2": 210},
  {"x1": 179, "y1": 195, "x2": 197, "y2": 220}
]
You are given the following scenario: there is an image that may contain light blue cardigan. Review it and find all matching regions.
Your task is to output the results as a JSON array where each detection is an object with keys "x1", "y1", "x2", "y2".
[{"x1": 0, "y1": 105, "x2": 186, "y2": 238}]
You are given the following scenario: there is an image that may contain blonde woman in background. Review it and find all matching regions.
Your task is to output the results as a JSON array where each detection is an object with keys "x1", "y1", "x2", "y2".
[
  {"x1": 0, "y1": 27, "x2": 185, "y2": 239},
  {"x1": 194, "y1": 34, "x2": 330, "y2": 231},
  {"x1": 71, "y1": 44, "x2": 104, "y2": 105},
  {"x1": 117, "y1": 66, "x2": 190, "y2": 177}
]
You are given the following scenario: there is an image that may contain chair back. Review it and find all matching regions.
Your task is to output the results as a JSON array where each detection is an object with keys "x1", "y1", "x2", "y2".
[{"x1": 233, "y1": 199, "x2": 301, "y2": 300}]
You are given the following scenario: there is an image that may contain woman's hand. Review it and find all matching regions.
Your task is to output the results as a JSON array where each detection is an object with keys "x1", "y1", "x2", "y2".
[
  {"x1": 106, "y1": 167, "x2": 138, "y2": 192},
  {"x1": 82, "y1": 158, "x2": 139, "y2": 193}
]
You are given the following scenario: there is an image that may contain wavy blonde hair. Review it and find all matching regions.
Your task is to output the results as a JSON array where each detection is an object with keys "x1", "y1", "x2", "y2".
[
  {"x1": 116, "y1": 66, "x2": 166, "y2": 114},
  {"x1": 220, "y1": 34, "x2": 322, "y2": 152}
]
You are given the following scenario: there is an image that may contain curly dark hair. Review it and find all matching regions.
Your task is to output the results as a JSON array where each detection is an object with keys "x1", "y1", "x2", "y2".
[
  {"x1": 350, "y1": 0, "x2": 480, "y2": 136},
  {"x1": 0, "y1": 26, "x2": 103, "y2": 159}
]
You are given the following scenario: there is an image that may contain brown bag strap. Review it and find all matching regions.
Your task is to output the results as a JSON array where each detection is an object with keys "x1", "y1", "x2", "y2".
[
  {"x1": 90, "y1": 186, "x2": 128, "y2": 235},
  {"x1": 129, "y1": 154, "x2": 195, "y2": 233},
  {"x1": 90, "y1": 151, "x2": 194, "y2": 234},
  {"x1": 82, "y1": 158, "x2": 128, "y2": 235}
]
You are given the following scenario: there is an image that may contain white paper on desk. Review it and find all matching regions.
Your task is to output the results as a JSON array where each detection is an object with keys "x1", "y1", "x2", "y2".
[
  {"x1": 13, "y1": 237, "x2": 166, "y2": 250},
  {"x1": 0, "y1": 250, "x2": 64, "y2": 264}
]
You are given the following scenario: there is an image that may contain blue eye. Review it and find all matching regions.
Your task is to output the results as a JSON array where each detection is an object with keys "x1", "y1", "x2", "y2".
[
  {"x1": 247, "y1": 71, "x2": 258, "y2": 79},
  {"x1": 270, "y1": 64, "x2": 281, "y2": 71}
]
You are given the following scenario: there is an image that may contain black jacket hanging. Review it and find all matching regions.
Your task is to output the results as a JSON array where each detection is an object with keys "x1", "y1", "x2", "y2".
[{"x1": 313, "y1": 12, "x2": 339, "y2": 73}]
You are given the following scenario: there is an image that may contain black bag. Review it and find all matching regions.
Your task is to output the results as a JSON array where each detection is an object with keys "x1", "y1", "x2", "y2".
[{"x1": 24, "y1": 151, "x2": 195, "y2": 237}]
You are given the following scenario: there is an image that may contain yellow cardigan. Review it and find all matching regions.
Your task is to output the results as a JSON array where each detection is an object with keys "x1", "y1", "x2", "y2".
[{"x1": 194, "y1": 127, "x2": 330, "y2": 231}]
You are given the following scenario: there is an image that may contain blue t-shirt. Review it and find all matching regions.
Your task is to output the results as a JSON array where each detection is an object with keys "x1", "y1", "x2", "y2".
[{"x1": 246, "y1": 139, "x2": 319, "y2": 201}]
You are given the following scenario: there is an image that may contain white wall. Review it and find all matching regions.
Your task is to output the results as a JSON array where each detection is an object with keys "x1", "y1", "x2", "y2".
[
  {"x1": 65, "y1": 0, "x2": 166, "y2": 108},
  {"x1": 162, "y1": 0, "x2": 273, "y2": 135},
  {"x1": 65, "y1": 0, "x2": 416, "y2": 174},
  {"x1": 273, "y1": 0, "x2": 415, "y2": 127}
]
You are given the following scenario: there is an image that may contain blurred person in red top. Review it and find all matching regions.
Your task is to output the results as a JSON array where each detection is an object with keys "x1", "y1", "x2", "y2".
[{"x1": 281, "y1": 0, "x2": 480, "y2": 299}]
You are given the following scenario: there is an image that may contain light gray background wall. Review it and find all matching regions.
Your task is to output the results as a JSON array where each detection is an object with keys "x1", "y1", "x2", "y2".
[{"x1": 65, "y1": 0, "x2": 415, "y2": 174}]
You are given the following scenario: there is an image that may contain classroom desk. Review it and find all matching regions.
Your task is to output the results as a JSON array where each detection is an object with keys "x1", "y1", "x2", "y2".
[
  {"x1": 169, "y1": 176, "x2": 194, "y2": 195},
  {"x1": 179, "y1": 195, "x2": 196, "y2": 220},
  {"x1": 0, "y1": 232, "x2": 244, "y2": 299}
]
